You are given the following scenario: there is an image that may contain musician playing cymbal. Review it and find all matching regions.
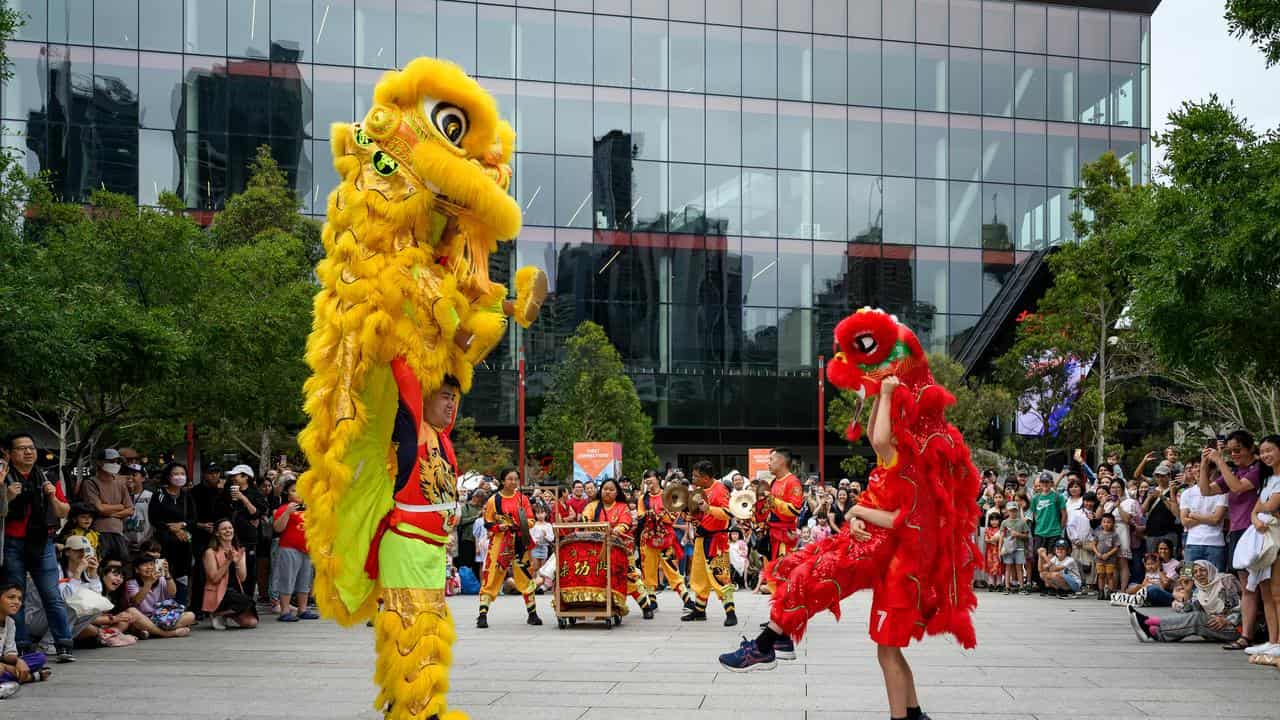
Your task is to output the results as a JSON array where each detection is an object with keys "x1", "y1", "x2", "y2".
[
  {"x1": 756, "y1": 448, "x2": 806, "y2": 591},
  {"x1": 636, "y1": 470, "x2": 688, "y2": 612},
  {"x1": 684, "y1": 460, "x2": 738, "y2": 627},
  {"x1": 477, "y1": 469, "x2": 542, "y2": 629}
]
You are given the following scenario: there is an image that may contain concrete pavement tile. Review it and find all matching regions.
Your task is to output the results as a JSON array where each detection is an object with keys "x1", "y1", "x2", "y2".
[{"x1": 492, "y1": 692, "x2": 705, "y2": 709}]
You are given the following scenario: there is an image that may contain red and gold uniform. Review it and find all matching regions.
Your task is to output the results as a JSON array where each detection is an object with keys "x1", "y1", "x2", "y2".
[
  {"x1": 757, "y1": 472, "x2": 804, "y2": 560},
  {"x1": 686, "y1": 482, "x2": 736, "y2": 622},
  {"x1": 479, "y1": 490, "x2": 538, "y2": 620},
  {"x1": 635, "y1": 490, "x2": 686, "y2": 604},
  {"x1": 583, "y1": 499, "x2": 653, "y2": 614}
]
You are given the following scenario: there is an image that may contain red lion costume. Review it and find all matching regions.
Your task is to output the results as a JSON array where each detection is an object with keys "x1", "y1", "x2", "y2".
[{"x1": 768, "y1": 308, "x2": 980, "y2": 649}]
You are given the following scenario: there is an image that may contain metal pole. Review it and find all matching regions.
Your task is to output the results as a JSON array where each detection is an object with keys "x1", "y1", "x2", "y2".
[
  {"x1": 817, "y1": 355, "x2": 825, "y2": 485},
  {"x1": 518, "y1": 347, "x2": 527, "y2": 486}
]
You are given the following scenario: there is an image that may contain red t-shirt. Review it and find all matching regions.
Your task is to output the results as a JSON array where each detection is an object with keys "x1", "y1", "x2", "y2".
[
  {"x1": 566, "y1": 495, "x2": 589, "y2": 516},
  {"x1": 4, "y1": 471, "x2": 67, "y2": 539},
  {"x1": 274, "y1": 504, "x2": 308, "y2": 553}
]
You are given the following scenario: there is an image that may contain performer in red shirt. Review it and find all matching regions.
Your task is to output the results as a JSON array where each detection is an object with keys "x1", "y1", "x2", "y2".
[
  {"x1": 756, "y1": 448, "x2": 805, "y2": 587},
  {"x1": 583, "y1": 478, "x2": 654, "y2": 620},
  {"x1": 477, "y1": 469, "x2": 541, "y2": 628},
  {"x1": 683, "y1": 460, "x2": 737, "y2": 626},
  {"x1": 635, "y1": 469, "x2": 686, "y2": 609}
]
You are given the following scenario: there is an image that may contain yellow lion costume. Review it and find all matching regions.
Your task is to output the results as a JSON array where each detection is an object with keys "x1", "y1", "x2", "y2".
[{"x1": 298, "y1": 58, "x2": 545, "y2": 720}]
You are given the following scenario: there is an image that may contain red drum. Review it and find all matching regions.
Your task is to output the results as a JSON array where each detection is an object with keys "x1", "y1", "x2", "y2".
[{"x1": 555, "y1": 531, "x2": 630, "y2": 613}]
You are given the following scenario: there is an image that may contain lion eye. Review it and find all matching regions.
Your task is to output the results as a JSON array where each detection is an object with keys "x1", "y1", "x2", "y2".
[{"x1": 431, "y1": 103, "x2": 468, "y2": 146}]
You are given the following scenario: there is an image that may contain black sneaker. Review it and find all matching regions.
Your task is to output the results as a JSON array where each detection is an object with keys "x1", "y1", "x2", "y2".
[
  {"x1": 773, "y1": 634, "x2": 797, "y2": 660},
  {"x1": 723, "y1": 610, "x2": 738, "y2": 627},
  {"x1": 476, "y1": 614, "x2": 489, "y2": 629},
  {"x1": 55, "y1": 646, "x2": 75, "y2": 663},
  {"x1": 683, "y1": 595, "x2": 696, "y2": 611},
  {"x1": 642, "y1": 606, "x2": 654, "y2": 620},
  {"x1": 526, "y1": 612, "x2": 543, "y2": 626},
  {"x1": 681, "y1": 610, "x2": 707, "y2": 622}
]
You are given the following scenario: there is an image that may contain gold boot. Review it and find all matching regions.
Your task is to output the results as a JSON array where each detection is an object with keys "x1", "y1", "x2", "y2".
[{"x1": 374, "y1": 588, "x2": 468, "y2": 720}]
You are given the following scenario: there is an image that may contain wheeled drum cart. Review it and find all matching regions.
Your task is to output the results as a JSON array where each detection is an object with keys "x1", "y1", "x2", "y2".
[{"x1": 550, "y1": 522, "x2": 630, "y2": 629}]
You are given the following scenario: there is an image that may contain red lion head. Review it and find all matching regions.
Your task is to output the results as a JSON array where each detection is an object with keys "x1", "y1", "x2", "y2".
[{"x1": 827, "y1": 308, "x2": 930, "y2": 441}]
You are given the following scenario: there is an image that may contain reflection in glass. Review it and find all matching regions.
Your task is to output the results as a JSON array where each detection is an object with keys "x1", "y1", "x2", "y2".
[
  {"x1": 1079, "y1": 59, "x2": 1109, "y2": 125},
  {"x1": 1047, "y1": 5, "x2": 1078, "y2": 56},
  {"x1": 1047, "y1": 56, "x2": 1076, "y2": 123},
  {"x1": 848, "y1": 38, "x2": 881, "y2": 107},
  {"x1": 742, "y1": 169, "x2": 778, "y2": 238},
  {"x1": 813, "y1": 173, "x2": 847, "y2": 242},
  {"x1": 594, "y1": 86, "x2": 630, "y2": 140},
  {"x1": 981, "y1": 0, "x2": 1013, "y2": 50},
  {"x1": 982, "y1": 117, "x2": 1013, "y2": 183},
  {"x1": 1014, "y1": 2, "x2": 1046, "y2": 53},
  {"x1": 517, "y1": 153, "x2": 554, "y2": 226},
  {"x1": 982, "y1": 183, "x2": 1013, "y2": 251},
  {"x1": 917, "y1": 0, "x2": 948, "y2": 44},
  {"x1": 848, "y1": 106, "x2": 881, "y2": 174},
  {"x1": 1014, "y1": 119, "x2": 1046, "y2": 186},
  {"x1": 813, "y1": 104, "x2": 847, "y2": 173},
  {"x1": 778, "y1": 238, "x2": 812, "y2": 306},
  {"x1": 228, "y1": 60, "x2": 271, "y2": 137},
  {"x1": 396, "y1": 1, "x2": 434, "y2": 65},
  {"x1": 669, "y1": 162, "x2": 706, "y2": 232},
  {"x1": 228, "y1": 0, "x2": 270, "y2": 58},
  {"x1": 915, "y1": 248, "x2": 948, "y2": 317},
  {"x1": 706, "y1": 165, "x2": 741, "y2": 234},
  {"x1": 849, "y1": 174, "x2": 883, "y2": 243},
  {"x1": 916, "y1": 44, "x2": 947, "y2": 113},
  {"x1": 139, "y1": 129, "x2": 179, "y2": 205},
  {"x1": 670, "y1": 93, "x2": 706, "y2": 163},
  {"x1": 882, "y1": 176, "x2": 914, "y2": 246},
  {"x1": 882, "y1": 41, "x2": 914, "y2": 110},
  {"x1": 555, "y1": 156, "x2": 592, "y2": 229},
  {"x1": 882, "y1": 109, "x2": 913, "y2": 177},
  {"x1": 848, "y1": 0, "x2": 881, "y2": 38},
  {"x1": 13, "y1": 0, "x2": 46, "y2": 42},
  {"x1": 814, "y1": 35, "x2": 846, "y2": 105},
  {"x1": 516, "y1": 81, "x2": 554, "y2": 154},
  {"x1": 437, "y1": 1, "x2": 476, "y2": 74},
  {"x1": 517, "y1": 7, "x2": 552, "y2": 81},
  {"x1": 916, "y1": 112, "x2": 947, "y2": 179},
  {"x1": 950, "y1": 0, "x2": 981, "y2": 47},
  {"x1": 670, "y1": 22, "x2": 705, "y2": 93},
  {"x1": 478, "y1": 5, "x2": 515, "y2": 78},
  {"x1": 356, "y1": 0, "x2": 396, "y2": 68},
  {"x1": 633, "y1": 159, "x2": 669, "y2": 231},
  {"x1": 742, "y1": 98, "x2": 777, "y2": 168},
  {"x1": 741, "y1": 238, "x2": 779, "y2": 307},
  {"x1": 314, "y1": 0, "x2": 355, "y2": 66},
  {"x1": 1046, "y1": 186, "x2": 1075, "y2": 245},
  {"x1": 95, "y1": 0, "x2": 138, "y2": 48},
  {"x1": 1014, "y1": 53, "x2": 1046, "y2": 120},
  {"x1": 1079, "y1": 8, "x2": 1109, "y2": 59},
  {"x1": 778, "y1": 101, "x2": 811, "y2": 170},
  {"x1": 917, "y1": 179, "x2": 947, "y2": 247},
  {"x1": 882, "y1": 0, "x2": 913, "y2": 41},
  {"x1": 949, "y1": 47, "x2": 981, "y2": 115},
  {"x1": 593, "y1": 20, "x2": 634, "y2": 90},
  {"x1": 778, "y1": 171, "x2": 812, "y2": 240},
  {"x1": 555, "y1": 84, "x2": 591, "y2": 157},
  {"x1": 1046, "y1": 122, "x2": 1077, "y2": 187},
  {"x1": 185, "y1": 0, "x2": 227, "y2": 55},
  {"x1": 3, "y1": 43, "x2": 47, "y2": 121},
  {"x1": 633, "y1": 90, "x2": 669, "y2": 162},
  {"x1": 633, "y1": 19, "x2": 669, "y2": 90},
  {"x1": 779, "y1": 32, "x2": 811, "y2": 102},
  {"x1": 948, "y1": 180, "x2": 981, "y2": 248},
  {"x1": 1111, "y1": 62, "x2": 1139, "y2": 127},
  {"x1": 982, "y1": 51, "x2": 1013, "y2": 117},
  {"x1": 743, "y1": 307, "x2": 780, "y2": 372},
  {"x1": 312, "y1": 65, "x2": 354, "y2": 138},
  {"x1": 705, "y1": 95, "x2": 741, "y2": 165},
  {"x1": 1015, "y1": 185, "x2": 1047, "y2": 251},
  {"x1": 949, "y1": 249, "x2": 982, "y2": 316},
  {"x1": 706, "y1": 25, "x2": 741, "y2": 95},
  {"x1": 743, "y1": 29, "x2": 778, "y2": 99}
]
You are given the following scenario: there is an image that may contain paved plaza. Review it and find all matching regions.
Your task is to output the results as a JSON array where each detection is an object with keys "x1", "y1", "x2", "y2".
[{"x1": 9, "y1": 590, "x2": 1276, "y2": 719}]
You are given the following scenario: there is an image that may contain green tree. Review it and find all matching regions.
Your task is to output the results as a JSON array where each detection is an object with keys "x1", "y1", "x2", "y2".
[
  {"x1": 1227, "y1": 0, "x2": 1280, "y2": 66},
  {"x1": 451, "y1": 416, "x2": 513, "y2": 476},
  {"x1": 826, "y1": 352, "x2": 1014, "y2": 476},
  {"x1": 178, "y1": 146, "x2": 319, "y2": 475},
  {"x1": 1118, "y1": 97, "x2": 1280, "y2": 385},
  {"x1": 528, "y1": 321, "x2": 660, "y2": 482},
  {"x1": 0, "y1": 188, "x2": 200, "y2": 473}
]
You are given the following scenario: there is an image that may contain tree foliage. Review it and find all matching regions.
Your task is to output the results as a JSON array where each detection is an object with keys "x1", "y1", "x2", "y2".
[
  {"x1": 451, "y1": 416, "x2": 512, "y2": 476},
  {"x1": 528, "y1": 321, "x2": 660, "y2": 482},
  {"x1": 1118, "y1": 97, "x2": 1280, "y2": 384},
  {"x1": 1227, "y1": 0, "x2": 1280, "y2": 67}
]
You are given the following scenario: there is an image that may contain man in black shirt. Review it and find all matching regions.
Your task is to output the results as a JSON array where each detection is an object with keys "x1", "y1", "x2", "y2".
[{"x1": 1142, "y1": 463, "x2": 1182, "y2": 555}]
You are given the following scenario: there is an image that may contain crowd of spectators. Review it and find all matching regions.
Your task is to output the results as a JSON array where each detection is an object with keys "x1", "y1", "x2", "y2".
[{"x1": 0, "y1": 432, "x2": 311, "y2": 697}]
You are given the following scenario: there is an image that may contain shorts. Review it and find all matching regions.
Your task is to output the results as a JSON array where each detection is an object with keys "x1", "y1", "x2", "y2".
[
  {"x1": 1227, "y1": 529, "x2": 1248, "y2": 571},
  {"x1": 869, "y1": 595, "x2": 924, "y2": 648},
  {"x1": 271, "y1": 546, "x2": 315, "y2": 596},
  {"x1": 532, "y1": 545, "x2": 549, "y2": 561},
  {"x1": 1115, "y1": 526, "x2": 1132, "y2": 559},
  {"x1": 1001, "y1": 549, "x2": 1025, "y2": 565},
  {"x1": 1096, "y1": 561, "x2": 1116, "y2": 575}
]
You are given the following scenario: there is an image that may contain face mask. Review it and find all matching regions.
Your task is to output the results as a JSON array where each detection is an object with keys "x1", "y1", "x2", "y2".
[
  {"x1": 171, "y1": 475, "x2": 188, "y2": 487},
  {"x1": 103, "y1": 463, "x2": 122, "y2": 475}
]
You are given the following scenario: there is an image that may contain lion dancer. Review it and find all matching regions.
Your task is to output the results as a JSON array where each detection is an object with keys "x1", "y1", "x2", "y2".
[
  {"x1": 635, "y1": 469, "x2": 687, "y2": 609},
  {"x1": 717, "y1": 308, "x2": 980, "y2": 720},
  {"x1": 756, "y1": 448, "x2": 805, "y2": 590},
  {"x1": 477, "y1": 468, "x2": 542, "y2": 628},
  {"x1": 683, "y1": 460, "x2": 738, "y2": 627},
  {"x1": 581, "y1": 478, "x2": 654, "y2": 620}
]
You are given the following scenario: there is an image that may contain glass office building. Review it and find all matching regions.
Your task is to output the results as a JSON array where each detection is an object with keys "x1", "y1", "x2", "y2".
[{"x1": 0, "y1": 0, "x2": 1154, "y2": 468}]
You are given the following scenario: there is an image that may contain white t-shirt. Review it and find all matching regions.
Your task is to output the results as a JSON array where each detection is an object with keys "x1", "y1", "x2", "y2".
[{"x1": 1179, "y1": 484, "x2": 1229, "y2": 547}]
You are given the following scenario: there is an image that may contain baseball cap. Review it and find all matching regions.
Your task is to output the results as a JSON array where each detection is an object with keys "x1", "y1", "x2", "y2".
[
  {"x1": 64, "y1": 535, "x2": 94, "y2": 553},
  {"x1": 1153, "y1": 463, "x2": 1172, "y2": 476},
  {"x1": 1038, "y1": 471, "x2": 1055, "y2": 483},
  {"x1": 96, "y1": 448, "x2": 121, "y2": 462},
  {"x1": 1053, "y1": 538, "x2": 1070, "y2": 549},
  {"x1": 205, "y1": 461, "x2": 222, "y2": 473},
  {"x1": 69, "y1": 502, "x2": 94, "y2": 517},
  {"x1": 123, "y1": 463, "x2": 144, "y2": 475},
  {"x1": 1005, "y1": 501, "x2": 1018, "y2": 510},
  {"x1": 228, "y1": 463, "x2": 255, "y2": 478}
]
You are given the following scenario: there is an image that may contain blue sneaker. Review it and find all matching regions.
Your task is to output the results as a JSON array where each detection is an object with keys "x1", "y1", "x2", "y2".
[
  {"x1": 298, "y1": 610, "x2": 321, "y2": 620},
  {"x1": 718, "y1": 637, "x2": 777, "y2": 673},
  {"x1": 773, "y1": 634, "x2": 796, "y2": 661}
]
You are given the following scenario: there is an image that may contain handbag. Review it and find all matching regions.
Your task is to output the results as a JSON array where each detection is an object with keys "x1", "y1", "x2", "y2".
[
  {"x1": 66, "y1": 586, "x2": 114, "y2": 619},
  {"x1": 150, "y1": 599, "x2": 186, "y2": 630}
]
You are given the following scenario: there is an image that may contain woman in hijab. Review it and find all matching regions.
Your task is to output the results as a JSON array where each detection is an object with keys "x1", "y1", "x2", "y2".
[{"x1": 1127, "y1": 560, "x2": 1241, "y2": 643}]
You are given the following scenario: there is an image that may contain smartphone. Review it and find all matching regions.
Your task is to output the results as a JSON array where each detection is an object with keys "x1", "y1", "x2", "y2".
[{"x1": 278, "y1": 454, "x2": 288, "y2": 466}]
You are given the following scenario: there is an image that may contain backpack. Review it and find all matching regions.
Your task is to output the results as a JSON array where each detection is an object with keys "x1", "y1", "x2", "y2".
[{"x1": 458, "y1": 566, "x2": 480, "y2": 595}]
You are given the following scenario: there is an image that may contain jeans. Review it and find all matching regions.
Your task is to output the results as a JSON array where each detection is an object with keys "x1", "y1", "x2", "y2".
[
  {"x1": 1, "y1": 537, "x2": 72, "y2": 649},
  {"x1": 1143, "y1": 585, "x2": 1173, "y2": 607},
  {"x1": 1184, "y1": 544, "x2": 1228, "y2": 573}
]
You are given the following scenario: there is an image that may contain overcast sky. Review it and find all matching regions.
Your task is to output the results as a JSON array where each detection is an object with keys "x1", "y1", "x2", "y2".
[{"x1": 1151, "y1": 1, "x2": 1280, "y2": 163}]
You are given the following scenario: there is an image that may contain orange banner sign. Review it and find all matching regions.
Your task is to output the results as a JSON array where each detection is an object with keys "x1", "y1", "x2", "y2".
[
  {"x1": 573, "y1": 442, "x2": 622, "y2": 484},
  {"x1": 748, "y1": 448, "x2": 772, "y2": 479}
]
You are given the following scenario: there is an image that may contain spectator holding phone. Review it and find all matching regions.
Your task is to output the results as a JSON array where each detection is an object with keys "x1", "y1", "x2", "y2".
[
  {"x1": 125, "y1": 555, "x2": 195, "y2": 638},
  {"x1": 1142, "y1": 463, "x2": 1182, "y2": 555},
  {"x1": 270, "y1": 480, "x2": 316, "y2": 623},
  {"x1": 1198, "y1": 430, "x2": 1264, "y2": 650},
  {"x1": 148, "y1": 463, "x2": 197, "y2": 605}
]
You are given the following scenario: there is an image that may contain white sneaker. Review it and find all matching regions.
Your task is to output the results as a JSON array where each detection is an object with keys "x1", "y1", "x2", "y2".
[
  {"x1": 210, "y1": 615, "x2": 227, "y2": 631},
  {"x1": 1262, "y1": 645, "x2": 1280, "y2": 657},
  {"x1": 1245, "y1": 642, "x2": 1277, "y2": 655},
  {"x1": 0, "y1": 681, "x2": 19, "y2": 699}
]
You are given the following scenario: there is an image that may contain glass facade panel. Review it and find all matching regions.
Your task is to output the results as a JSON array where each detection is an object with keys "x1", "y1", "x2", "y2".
[{"x1": 21, "y1": 0, "x2": 1157, "y2": 443}]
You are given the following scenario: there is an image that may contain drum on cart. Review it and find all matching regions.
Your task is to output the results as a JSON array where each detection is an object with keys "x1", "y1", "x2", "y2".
[{"x1": 551, "y1": 522, "x2": 631, "y2": 629}]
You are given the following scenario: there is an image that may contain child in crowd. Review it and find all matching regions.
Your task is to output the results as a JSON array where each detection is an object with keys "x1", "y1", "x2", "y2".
[
  {"x1": 529, "y1": 504, "x2": 554, "y2": 589},
  {"x1": 57, "y1": 504, "x2": 101, "y2": 557},
  {"x1": 1111, "y1": 552, "x2": 1166, "y2": 606},
  {"x1": 1000, "y1": 502, "x2": 1030, "y2": 594},
  {"x1": 1091, "y1": 513, "x2": 1120, "y2": 600},
  {"x1": 983, "y1": 512, "x2": 1004, "y2": 591},
  {"x1": 1, "y1": 583, "x2": 50, "y2": 693},
  {"x1": 811, "y1": 516, "x2": 833, "y2": 544},
  {"x1": 796, "y1": 526, "x2": 813, "y2": 549},
  {"x1": 728, "y1": 529, "x2": 749, "y2": 590},
  {"x1": 1038, "y1": 539, "x2": 1083, "y2": 597}
]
